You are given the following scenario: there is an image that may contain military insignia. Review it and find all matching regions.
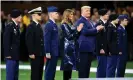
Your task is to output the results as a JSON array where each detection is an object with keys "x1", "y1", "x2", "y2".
[
  {"x1": 114, "y1": 30, "x2": 116, "y2": 32},
  {"x1": 14, "y1": 29, "x2": 17, "y2": 34},
  {"x1": 53, "y1": 27, "x2": 57, "y2": 31},
  {"x1": 123, "y1": 33, "x2": 125, "y2": 36}
]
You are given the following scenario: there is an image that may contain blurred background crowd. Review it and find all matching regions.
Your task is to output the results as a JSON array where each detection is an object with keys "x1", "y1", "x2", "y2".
[{"x1": 1, "y1": 1, "x2": 133, "y2": 62}]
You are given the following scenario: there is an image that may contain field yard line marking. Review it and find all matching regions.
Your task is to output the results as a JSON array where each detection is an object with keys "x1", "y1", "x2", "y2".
[{"x1": 1, "y1": 65, "x2": 133, "y2": 74}]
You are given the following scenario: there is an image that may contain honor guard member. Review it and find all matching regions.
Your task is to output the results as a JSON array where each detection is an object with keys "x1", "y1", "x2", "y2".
[
  {"x1": 106, "y1": 14, "x2": 119, "y2": 77},
  {"x1": 96, "y1": 9, "x2": 110, "y2": 78},
  {"x1": 116, "y1": 15, "x2": 129, "y2": 77},
  {"x1": 44, "y1": 6, "x2": 59, "y2": 80},
  {"x1": 3, "y1": 9, "x2": 22, "y2": 80},
  {"x1": 25, "y1": 7, "x2": 44, "y2": 80},
  {"x1": 74, "y1": 6, "x2": 104, "y2": 78}
]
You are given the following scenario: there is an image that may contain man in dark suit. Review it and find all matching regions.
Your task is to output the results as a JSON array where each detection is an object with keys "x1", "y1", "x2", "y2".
[
  {"x1": 117, "y1": 15, "x2": 129, "y2": 77},
  {"x1": 106, "y1": 14, "x2": 119, "y2": 77},
  {"x1": 25, "y1": 7, "x2": 44, "y2": 80},
  {"x1": 75, "y1": 6, "x2": 104, "y2": 78},
  {"x1": 96, "y1": 9, "x2": 110, "y2": 78},
  {"x1": 3, "y1": 9, "x2": 22, "y2": 80},
  {"x1": 44, "y1": 6, "x2": 59, "y2": 80}
]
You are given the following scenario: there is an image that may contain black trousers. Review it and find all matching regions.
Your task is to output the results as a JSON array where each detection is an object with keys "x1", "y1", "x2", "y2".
[
  {"x1": 30, "y1": 56, "x2": 44, "y2": 80},
  {"x1": 78, "y1": 52, "x2": 93, "y2": 78},
  {"x1": 63, "y1": 70, "x2": 72, "y2": 80}
]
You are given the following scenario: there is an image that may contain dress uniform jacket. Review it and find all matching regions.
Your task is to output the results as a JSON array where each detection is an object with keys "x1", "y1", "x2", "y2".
[
  {"x1": 44, "y1": 19, "x2": 59, "y2": 56},
  {"x1": 107, "y1": 22, "x2": 119, "y2": 55},
  {"x1": 3, "y1": 21, "x2": 20, "y2": 60},
  {"x1": 26, "y1": 21, "x2": 44, "y2": 56},
  {"x1": 96, "y1": 19, "x2": 109, "y2": 55},
  {"x1": 117, "y1": 25, "x2": 128, "y2": 57},
  {"x1": 60, "y1": 23, "x2": 79, "y2": 70},
  {"x1": 75, "y1": 16, "x2": 97, "y2": 53}
]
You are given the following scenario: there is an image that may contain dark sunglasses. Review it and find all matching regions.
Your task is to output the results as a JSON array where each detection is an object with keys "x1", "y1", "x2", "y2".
[{"x1": 37, "y1": 13, "x2": 41, "y2": 16}]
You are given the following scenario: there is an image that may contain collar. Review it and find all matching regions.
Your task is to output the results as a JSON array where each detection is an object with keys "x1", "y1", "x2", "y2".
[
  {"x1": 82, "y1": 16, "x2": 90, "y2": 21},
  {"x1": 120, "y1": 24, "x2": 125, "y2": 30},
  {"x1": 49, "y1": 17, "x2": 56, "y2": 23},
  {"x1": 100, "y1": 17, "x2": 107, "y2": 24},
  {"x1": 111, "y1": 22, "x2": 116, "y2": 27},
  {"x1": 33, "y1": 19, "x2": 39, "y2": 25},
  {"x1": 12, "y1": 19, "x2": 18, "y2": 26}
]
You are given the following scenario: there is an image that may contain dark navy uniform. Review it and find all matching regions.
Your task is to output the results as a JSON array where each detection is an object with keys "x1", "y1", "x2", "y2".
[
  {"x1": 3, "y1": 21, "x2": 20, "y2": 80},
  {"x1": 106, "y1": 14, "x2": 119, "y2": 77},
  {"x1": 25, "y1": 7, "x2": 44, "y2": 80},
  {"x1": 75, "y1": 16, "x2": 97, "y2": 78},
  {"x1": 96, "y1": 9, "x2": 109, "y2": 78},
  {"x1": 26, "y1": 21, "x2": 44, "y2": 80},
  {"x1": 117, "y1": 25, "x2": 128, "y2": 77},
  {"x1": 116, "y1": 15, "x2": 128, "y2": 77},
  {"x1": 3, "y1": 9, "x2": 21, "y2": 80},
  {"x1": 60, "y1": 23, "x2": 79, "y2": 80}
]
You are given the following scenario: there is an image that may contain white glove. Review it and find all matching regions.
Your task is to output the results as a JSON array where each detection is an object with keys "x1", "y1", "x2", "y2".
[{"x1": 46, "y1": 53, "x2": 51, "y2": 59}]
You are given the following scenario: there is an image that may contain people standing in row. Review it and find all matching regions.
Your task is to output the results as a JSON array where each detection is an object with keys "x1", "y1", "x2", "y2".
[
  {"x1": 117, "y1": 15, "x2": 129, "y2": 77},
  {"x1": 96, "y1": 9, "x2": 110, "y2": 78},
  {"x1": 75, "y1": 6, "x2": 104, "y2": 78},
  {"x1": 44, "y1": 6, "x2": 59, "y2": 80},
  {"x1": 25, "y1": 7, "x2": 44, "y2": 80},
  {"x1": 106, "y1": 14, "x2": 119, "y2": 77},
  {"x1": 60, "y1": 9, "x2": 83, "y2": 80},
  {"x1": 3, "y1": 9, "x2": 22, "y2": 80}
]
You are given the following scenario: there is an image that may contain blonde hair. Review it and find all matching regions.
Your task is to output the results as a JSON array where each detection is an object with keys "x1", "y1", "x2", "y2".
[{"x1": 61, "y1": 9, "x2": 74, "y2": 24}]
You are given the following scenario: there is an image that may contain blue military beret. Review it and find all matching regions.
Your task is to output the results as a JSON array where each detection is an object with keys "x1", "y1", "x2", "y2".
[
  {"x1": 98, "y1": 9, "x2": 108, "y2": 16},
  {"x1": 47, "y1": 6, "x2": 58, "y2": 12},
  {"x1": 118, "y1": 14, "x2": 129, "y2": 20},
  {"x1": 11, "y1": 9, "x2": 22, "y2": 18}
]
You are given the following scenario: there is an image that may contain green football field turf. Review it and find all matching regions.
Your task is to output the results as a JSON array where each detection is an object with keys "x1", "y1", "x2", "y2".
[
  {"x1": 1, "y1": 69, "x2": 133, "y2": 80},
  {"x1": 1, "y1": 60, "x2": 133, "y2": 80}
]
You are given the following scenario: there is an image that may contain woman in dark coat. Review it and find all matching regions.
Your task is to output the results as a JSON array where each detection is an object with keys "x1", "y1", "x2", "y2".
[{"x1": 60, "y1": 9, "x2": 83, "y2": 80}]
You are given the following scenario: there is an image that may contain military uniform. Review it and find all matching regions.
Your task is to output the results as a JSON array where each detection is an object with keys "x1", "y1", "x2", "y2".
[
  {"x1": 116, "y1": 15, "x2": 128, "y2": 77},
  {"x1": 25, "y1": 7, "x2": 44, "y2": 80},
  {"x1": 3, "y1": 9, "x2": 21, "y2": 80},
  {"x1": 44, "y1": 6, "x2": 59, "y2": 80},
  {"x1": 96, "y1": 9, "x2": 109, "y2": 78},
  {"x1": 106, "y1": 14, "x2": 119, "y2": 77}
]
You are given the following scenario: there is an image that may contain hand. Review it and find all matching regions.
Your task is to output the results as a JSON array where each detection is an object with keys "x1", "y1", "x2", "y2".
[
  {"x1": 46, "y1": 53, "x2": 51, "y2": 59},
  {"x1": 77, "y1": 23, "x2": 84, "y2": 32},
  {"x1": 119, "y1": 52, "x2": 122, "y2": 55},
  {"x1": 6, "y1": 56, "x2": 11, "y2": 59},
  {"x1": 29, "y1": 54, "x2": 35, "y2": 59},
  {"x1": 109, "y1": 52, "x2": 111, "y2": 56},
  {"x1": 96, "y1": 25, "x2": 104, "y2": 31},
  {"x1": 100, "y1": 49, "x2": 105, "y2": 54}
]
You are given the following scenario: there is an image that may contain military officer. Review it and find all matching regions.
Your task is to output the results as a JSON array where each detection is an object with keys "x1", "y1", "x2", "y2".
[
  {"x1": 96, "y1": 9, "x2": 110, "y2": 78},
  {"x1": 74, "y1": 6, "x2": 104, "y2": 78},
  {"x1": 44, "y1": 6, "x2": 59, "y2": 80},
  {"x1": 3, "y1": 9, "x2": 22, "y2": 80},
  {"x1": 106, "y1": 14, "x2": 119, "y2": 77},
  {"x1": 116, "y1": 15, "x2": 129, "y2": 77},
  {"x1": 25, "y1": 7, "x2": 44, "y2": 80}
]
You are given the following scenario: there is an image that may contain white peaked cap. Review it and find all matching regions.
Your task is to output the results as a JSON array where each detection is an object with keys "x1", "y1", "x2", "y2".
[{"x1": 28, "y1": 7, "x2": 42, "y2": 14}]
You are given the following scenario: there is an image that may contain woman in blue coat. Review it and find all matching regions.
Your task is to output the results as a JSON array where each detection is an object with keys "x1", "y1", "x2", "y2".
[{"x1": 60, "y1": 9, "x2": 83, "y2": 80}]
